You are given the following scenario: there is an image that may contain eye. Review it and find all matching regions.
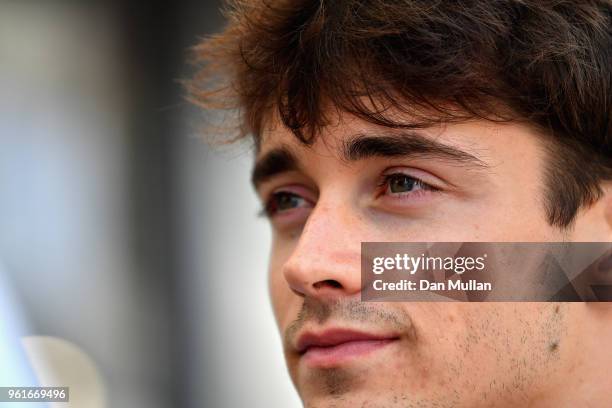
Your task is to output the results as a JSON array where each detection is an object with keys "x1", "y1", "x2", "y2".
[
  {"x1": 263, "y1": 191, "x2": 312, "y2": 217},
  {"x1": 380, "y1": 173, "x2": 435, "y2": 196}
]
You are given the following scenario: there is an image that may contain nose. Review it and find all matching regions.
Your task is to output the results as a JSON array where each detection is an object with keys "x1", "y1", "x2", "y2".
[{"x1": 281, "y1": 198, "x2": 363, "y2": 300}]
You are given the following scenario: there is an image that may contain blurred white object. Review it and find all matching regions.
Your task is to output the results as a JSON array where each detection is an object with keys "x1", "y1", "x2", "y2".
[
  {"x1": 23, "y1": 337, "x2": 107, "y2": 408},
  {"x1": 0, "y1": 264, "x2": 107, "y2": 408},
  {"x1": 0, "y1": 262, "x2": 38, "y2": 386},
  {"x1": 0, "y1": 263, "x2": 46, "y2": 408}
]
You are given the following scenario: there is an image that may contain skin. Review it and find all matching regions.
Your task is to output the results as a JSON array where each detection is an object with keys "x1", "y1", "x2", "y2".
[{"x1": 252, "y1": 112, "x2": 612, "y2": 407}]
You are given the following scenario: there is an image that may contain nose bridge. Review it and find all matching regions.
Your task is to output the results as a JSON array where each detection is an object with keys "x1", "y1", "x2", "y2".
[{"x1": 282, "y1": 192, "x2": 363, "y2": 297}]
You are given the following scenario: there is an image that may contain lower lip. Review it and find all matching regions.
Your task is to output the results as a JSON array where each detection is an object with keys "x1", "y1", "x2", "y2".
[{"x1": 302, "y1": 339, "x2": 397, "y2": 367}]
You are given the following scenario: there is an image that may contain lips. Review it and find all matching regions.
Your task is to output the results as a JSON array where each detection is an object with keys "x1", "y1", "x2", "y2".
[{"x1": 296, "y1": 328, "x2": 399, "y2": 367}]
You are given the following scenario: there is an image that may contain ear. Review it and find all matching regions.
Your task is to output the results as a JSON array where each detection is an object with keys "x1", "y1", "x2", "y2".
[
  {"x1": 604, "y1": 182, "x2": 612, "y2": 236},
  {"x1": 571, "y1": 182, "x2": 612, "y2": 241},
  {"x1": 584, "y1": 182, "x2": 612, "y2": 315}
]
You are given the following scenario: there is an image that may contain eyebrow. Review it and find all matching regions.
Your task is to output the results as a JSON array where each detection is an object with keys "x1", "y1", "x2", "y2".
[
  {"x1": 343, "y1": 131, "x2": 487, "y2": 165},
  {"x1": 251, "y1": 147, "x2": 299, "y2": 189},
  {"x1": 251, "y1": 131, "x2": 487, "y2": 189}
]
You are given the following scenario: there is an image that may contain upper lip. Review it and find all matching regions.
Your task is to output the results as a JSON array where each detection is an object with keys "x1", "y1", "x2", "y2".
[{"x1": 296, "y1": 328, "x2": 399, "y2": 354}]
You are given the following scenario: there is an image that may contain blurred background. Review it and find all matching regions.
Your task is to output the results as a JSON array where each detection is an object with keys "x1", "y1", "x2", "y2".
[{"x1": 0, "y1": 1, "x2": 300, "y2": 407}]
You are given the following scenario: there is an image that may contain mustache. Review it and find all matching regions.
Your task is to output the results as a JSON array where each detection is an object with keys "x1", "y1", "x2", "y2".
[{"x1": 284, "y1": 298, "x2": 416, "y2": 349}]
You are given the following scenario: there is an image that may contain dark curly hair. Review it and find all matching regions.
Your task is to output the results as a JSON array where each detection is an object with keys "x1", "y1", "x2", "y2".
[{"x1": 188, "y1": 0, "x2": 612, "y2": 227}]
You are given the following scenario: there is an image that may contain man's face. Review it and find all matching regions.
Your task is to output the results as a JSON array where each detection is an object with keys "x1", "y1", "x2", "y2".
[{"x1": 253, "y1": 114, "x2": 600, "y2": 407}]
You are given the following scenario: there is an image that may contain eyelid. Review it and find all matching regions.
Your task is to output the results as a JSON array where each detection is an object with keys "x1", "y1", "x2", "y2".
[
  {"x1": 265, "y1": 184, "x2": 317, "y2": 202},
  {"x1": 380, "y1": 166, "x2": 446, "y2": 190},
  {"x1": 256, "y1": 171, "x2": 316, "y2": 199}
]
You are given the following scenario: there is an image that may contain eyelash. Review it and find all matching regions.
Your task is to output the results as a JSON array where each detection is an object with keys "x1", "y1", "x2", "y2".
[
  {"x1": 260, "y1": 173, "x2": 438, "y2": 218},
  {"x1": 375, "y1": 172, "x2": 437, "y2": 197}
]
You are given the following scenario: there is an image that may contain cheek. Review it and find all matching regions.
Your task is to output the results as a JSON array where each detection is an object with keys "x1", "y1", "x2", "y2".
[
  {"x1": 414, "y1": 204, "x2": 559, "y2": 242},
  {"x1": 268, "y1": 239, "x2": 297, "y2": 328},
  {"x1": 269, "y1": 268, "x2": 290, "y2": 325}
]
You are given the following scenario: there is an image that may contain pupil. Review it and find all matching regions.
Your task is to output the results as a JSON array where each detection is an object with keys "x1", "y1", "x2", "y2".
[
  {"x1": 390, "y1": 175, "x2": 415, "y2": 193},
  {"x1": 278, "y1": 193, "x2": 299, "y2": 210}
]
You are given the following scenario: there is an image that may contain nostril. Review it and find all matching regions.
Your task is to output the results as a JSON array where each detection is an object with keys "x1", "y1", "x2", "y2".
[{"x1": 313, "y1": 279, "x2": 343, "y2": 290}]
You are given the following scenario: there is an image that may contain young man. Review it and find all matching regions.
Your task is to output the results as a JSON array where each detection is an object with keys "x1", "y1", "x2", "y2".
[{"x1": 190, "y1": 1, "x2": 612, "y2": 406}]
